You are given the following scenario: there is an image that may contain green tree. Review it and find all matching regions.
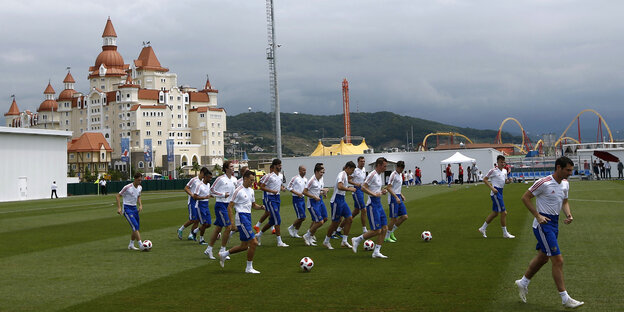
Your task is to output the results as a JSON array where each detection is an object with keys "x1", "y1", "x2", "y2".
[
  {"x1": 212, "y1": 163, "x2": 222, "y2": 176},
  {"x1": 154, "y1": 167, "x2": 163, "y2": 175},
  {"x1": 69, "y1": 167, "x2": 76, "y2": 177},
  {"x1": 192, "y1": 161, "x2": 200, "y2": 176}
]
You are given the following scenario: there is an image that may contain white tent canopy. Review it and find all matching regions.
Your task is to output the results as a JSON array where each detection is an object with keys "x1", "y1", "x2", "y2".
[{"x1": 440, "y1": 152, "x2": 476, "y2": 164}]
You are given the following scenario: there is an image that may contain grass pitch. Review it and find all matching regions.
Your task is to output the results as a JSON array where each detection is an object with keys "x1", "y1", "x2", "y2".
[{"x1": 1, "y1": 180, "x2": 622, "y2": 311}]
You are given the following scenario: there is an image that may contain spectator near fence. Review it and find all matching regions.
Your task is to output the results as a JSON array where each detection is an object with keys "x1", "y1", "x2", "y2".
[{"x1": 604, "y1": 162, "x2": 611, "y2": 179}]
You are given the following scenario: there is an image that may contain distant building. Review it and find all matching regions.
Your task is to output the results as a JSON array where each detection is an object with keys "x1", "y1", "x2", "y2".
[{"x1": 67, "y1": 133, "x2": 113, "y2": 180}]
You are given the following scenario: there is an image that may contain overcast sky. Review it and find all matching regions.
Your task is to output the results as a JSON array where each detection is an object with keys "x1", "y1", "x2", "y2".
[{"x1": 2, "y1": 0, "x2": 624, "y2": 139}]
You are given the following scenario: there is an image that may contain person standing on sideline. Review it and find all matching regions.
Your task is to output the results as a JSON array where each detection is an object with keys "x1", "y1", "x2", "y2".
[
  {"x1": 471, "y1": 162, "x2": 479, "y2": 183},
  {"x1": 177, "y1": 168, "x2": 207, "y2": 240},
  {"x1": 446, "y1": 164, "x2": 453, "y2": 187},
  {"x1": 287, "y1": 165, "x2": 308, "y2": 238},
  {"x1": 51, "y1": 181, "x2": 58, "y2": 199},
  {"x1": 302, "y1": 163, "x2": 327, "y2": 246},
  {"x1": 218, "y1": 170, "x2": 265, "y2": 274},
  {"x1": 116, "y1": 173, "x2": 144, "y2": 250},
  {"x1": 592, "y1": 160, "x2": 599, "y2": 180},
  {"x1": 351, "y1": 157, "x2": 390, "y2": 258},
  {"x1": 478, "y1": 155, "x2": 515, "y2": 239},
  {"x1": 206, "y1": 161, "x2": 238, "y2": 259},
  {"x1": 256, "y1": 159, "x2": 289, "y2": 247},
  {"x1": 467, "y1": 165, "x2": 472, "y2": 183},
  {"x1": 598, "y1": 160, "x2": 605, "y2": 179},
  {"x1": 416, "y1": 167, "x2": 422, "y2": 185},
  {"x1": 514, "y1": 156, "x2": 584, "y2": 308},
  {"x1": 193, "y1": 170, "x2": 213, "y2": 246},
  {"x1": 458, "y1": 164, "x2": 464, "y2": 185},
  {"x1": 385, "y1": 161, "x2": 408, "y2": 243},
  {"x1": 604, "y1": 161, "x2": 611, "y2": 179},
  {"x1": 323, "y1": 161, "x2": 357, "y2": 249},
  {"x1": 618, "y1": 161, "x2": 624, "y2": 179}
]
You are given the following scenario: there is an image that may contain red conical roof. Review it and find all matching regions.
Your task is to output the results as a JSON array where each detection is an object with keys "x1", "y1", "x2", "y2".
[
  {"x1": 134, "y1": 46, "x2": 168, "y2": 72},
  {"x1": 63, "y1": 71, "x2": 75, "y2": 83},
  {"x1": 102, "y1": 17, "x2": 117, "y2": 38},
  {"x1": 5, "y1": 98, "x2": 20, "y2": 116},
  {"x1": 44, "y1": 82, "x2": 55, "y2": 94}
]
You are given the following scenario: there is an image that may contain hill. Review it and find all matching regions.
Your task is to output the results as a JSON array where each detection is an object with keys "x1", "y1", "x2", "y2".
[{"x1": 226, "y1": 112, "x2": 522, "y2": 156}]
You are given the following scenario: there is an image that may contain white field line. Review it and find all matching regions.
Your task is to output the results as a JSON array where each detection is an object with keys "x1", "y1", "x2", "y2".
[{"x1": 568, "y1": 198, "x2": 624, "y2": 203}]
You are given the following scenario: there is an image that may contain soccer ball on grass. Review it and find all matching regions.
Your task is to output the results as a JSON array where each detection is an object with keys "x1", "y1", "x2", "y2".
[
  {"x1": 363, "y1": 239, "x2": 375, "y2": 251},
  {"x1": 421, "y1": 231, "x2": 432, "y2": 242},
  {"x1": 300, "y1": 257, "x2": 314, "y2": 272},
  {"x1": 142, "y1": 240, "x2": 152, "y2": 251}
]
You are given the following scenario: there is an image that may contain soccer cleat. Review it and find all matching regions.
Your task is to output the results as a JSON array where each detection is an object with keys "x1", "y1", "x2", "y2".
[
  {"x1": 384, "y1": 237, "x2": 397, "y2": 243},
  {"x1": 311, "y1": 236, "x2": 317, "y2": 243},
  {"x1": 303, "y1": 233, "x2": 311, "y2": 246},
  {"x1": 323, "y1": 241, "x2": 334, "y2": 250},
  {"x1": 204, "y1": 247, "x2": 215, "y2": 260},
  {"x1": 362, "y1": 228, "x2": 368, "y2": 234},
  {"x1": 503, "y1": 233, "x2": 516, "y2": 239},
  {"x1": 390, "y1": 232, "x2": 397, "y2": 241},
  {"x1": 128, "y1": 245, "x2": 139, "y2": 251},
  {"x1": 139, "y1": 243, "x2": 145, "y2": 251},
  {"x1": 341, "y1": 240, "x2": 352, "y2": 248},
  {"x1": 478, "y1": 228, "x2": 487, "y2": 238},
  {"x1": 199, "y1": 239, "x2": 207, "y2": 245},
  {"x1": 277, "y1": 242, "x2": 289, "y2": 247},
  {"x1": 256, "y1": 234, "x2": 262, "y2": 246},
  {"x1": 287, "y1": 226, "x2": 296, "y2": 238},
  {"x1": 253, "y1": 225, "x2": 260, "y2": 234},
  {"x1": 293, "y1": 232, "x2": 302, "y2": 238},
  {"x1": 177, "y1": 229, "x2": 183, "y2": 240},
  {"x1": 351, "y1": 237, "x2": 361, "y2": 253},
  {"x1": 271, "y1": 228, "x2": 276, "y2": 235},
  {"x1": 372, "y1": 252, "x2": 388, "y2": 258},
  {"x1": 218, "y1": 251, "x2": 227, "y2": 268},
  {"x1": 562, "y1": 297, "x2": 584, "y2": 308},
  {"x1": 515, "y1": 280, "x2": 528, "y2": 303},
  {"x1": 245, "y1": 267, "x2": 261, "y2": 274},
  {"x1": 188, "y1": 232, "x2": 197, "y2": 241}
]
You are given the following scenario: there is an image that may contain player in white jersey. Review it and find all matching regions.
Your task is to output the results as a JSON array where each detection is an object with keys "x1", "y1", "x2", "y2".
[
  {"x1": 193, "y1": 170, "x2": 213, "y2": 245},
  {"x1": 514, "y1": 157, "x2": 583, "y2": 308},
  {"x1": 385, "y1": 160, "x2": 408, "y2": 243},
  {"x1": 177, "y1": 167, "x2": 209, "y2": 241},
  {"x1": 205, "y1": 161, "x2": 238, "y2": 259},
  {"x1": 302, "y1": 163, "x2": 327, "y2": 246},
  {"x1": 218, "y1": 170, "x2": 266, "y2": 273},
  {"x1": 254, "y1": 165, "x2": 274, "y2": 233},
  {"x1": 287, "y1": 165, "x2": 308, "y2": 238},
  {"x1": 351, "y1": 157, "x2": 390, "y2": 258},
  {"x1": 116, "y1": 173, "x2": 144, "y2": 251},
  {"x1": 257, "y1": 159, "x2": 288, "y2": 247},
  {"x1": 235, "y1": 166, "x2": 248, "y2": 188},
  {"x1": 478, "y1": 155, "x2": 515, "y2": 239},
  {"x1": 323, "y1": 161, "x2": 357, "y2": 249},
  {"x1": 342, "y1": 156, "x2": 368, "y2": 234}
]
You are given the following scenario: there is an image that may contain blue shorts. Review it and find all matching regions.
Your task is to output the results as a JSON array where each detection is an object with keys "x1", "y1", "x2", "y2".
[
  {"x1": 352, "y1": 187, "x2": 366, "y2": 210},
  {"x1": 330, "y1": 194, "x2": 352, "y2": 222},
  {"x1": 389, "y1": 196, "x2": 407, "y2": 218},
  {"x1": 196, "y1": 200, "x2": 212, "y2": 225},
  {"x1": 262, "y1": 193, "x2": 268, "y2": 210},
  {"x1": 292, "y1": 196, "x2": 306, "y2": 219},
  {"x1": 308, "y1": 198, "x2": 324, "y2": 222},
  {"x1": 236, "y1": 213, "x2": 256, "y2": 242},
  {"x1": 266, "y1": 194, "x2": 281, "y2": 226},
  {"x1": 366, "y1": 197, "x2": 387, "y2": 231},
  {"x1": 534, "y1": 214, "x2": 560, "y2": 256},
  {"x1": 213, "y1": 202, "x2": 231, "y2": 227},
  {"x1": 319, "y1": 197, "x2": 328, "y2": 220},
  {"x1": 491, "y1": 187, "x2": 505, "y2": 212},
  {"x1": 188, "y1": 197, "x2": 199, "y2": 221},
  {"x1": 409, "y1": 179, "x2": 414, "y2": 184},
  {"x1": 123, "y1": 204, "x2": 140, "y2": 231}
]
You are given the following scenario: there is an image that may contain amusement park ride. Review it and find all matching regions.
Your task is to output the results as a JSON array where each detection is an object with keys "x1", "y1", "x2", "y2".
[{"x1": 418, "y1": 109, "x2": 614, "y2": 156}]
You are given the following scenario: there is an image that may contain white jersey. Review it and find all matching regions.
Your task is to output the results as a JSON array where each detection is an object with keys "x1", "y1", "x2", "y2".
[
  {"x1": 236, "y1": 177, "x2": 244, "y2": 188},
  {"x1": 364, "y1": 170, "x2": 383, "y2": 205},
  {"x1": 210, "y1": 174, "x2": 237, "y2": 203},
  {"x1": 387, "y1": 170, "x2": 403, "y2": 203},
  {"x1": 193, "y1": 181, "x2": 211, "y2": 202},
  {"x1": 529, "y1": 175, "x2": 569, "y2": 228},
  {"x1": 305, "y1": 175, "x2": 322, "y2": 207},
  {"x1": 119, "y1": 183, "x2": 142, "y2": 206},
  {"x1": 288, "y1": 175, "x2": 308, "y2": 196},
  {"x1": 263, "y1": 172, "x2": 282, "y2": 193},
  {"x1": 231, "y1": 185, "x2": 255, "y2": 215},
  {"x1": 186, "y1": 177, "x2": 201, "y2": 203},
  {"x1": 351, "y1": 167, "x2": 366, "y2": 186},
  {"x1": 485, "y1": 167, "x2": 508, "y2": 195},
  {"x1": 330, "y1": 171, "x2": 349, "y2": 202},
  {"x1": 51, "y1": 183, "x2": 58, "y2": 190}
]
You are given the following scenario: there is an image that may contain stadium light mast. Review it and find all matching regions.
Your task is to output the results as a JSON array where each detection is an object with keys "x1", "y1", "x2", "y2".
[
  {"x1": 342, "y1": 78, "x2": 351, "y2": 143},
  {"x1": 266, "y1": 0, "x2": 282, "y2": 158}
]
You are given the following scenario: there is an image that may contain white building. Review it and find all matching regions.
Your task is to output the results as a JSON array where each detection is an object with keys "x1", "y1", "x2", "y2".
[
  {"x1": 0, "y1": 127, "x2": 72, "y2": 202},
  {"x1": 4, "y1": 18, "x2": 226, "y2": 175}
]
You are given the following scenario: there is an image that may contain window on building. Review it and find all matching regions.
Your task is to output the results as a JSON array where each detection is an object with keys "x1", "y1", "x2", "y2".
[
  {"x1": 146, "y1": 121, "x2": 150, "y2": 126},
  {"x1": 157, "y1": 140, "x2": 162, "y2": 146},
  {"x1": 157, "y1": 121, "x2": 162, "y2": 126},
  {"x1": 157, "y1": 130, "x2": 162, "y2": 136},
  {"x1": 101, "y1": 152, "x2": 106, "y2": 159},
  {"x1": 146, "y1": 131, "x2": 151, "y2": 136},
  {"x1": 138, "y1": 161, "x2": 144, "y2": 169},
  {"x1": 86, "y1": 152, "x2": 91, "y2": 158}
]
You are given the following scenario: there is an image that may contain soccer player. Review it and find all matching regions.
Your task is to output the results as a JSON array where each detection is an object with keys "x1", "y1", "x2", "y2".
[
  {"x1": 218, "y1": 170, "x2": 265, "y2": 273},
  {"x1": 116, "y1": 172, "x2": 144, "y2": 251},
  {"x1": 205, "y1": 161, "x2": 237, "y2": 259},
  {"x1": 302, "y1": 163, "x2": 326, "y2": 246},
  {"x1": 177, "y1": 167, "x2": 208, "y2": 240},
  {"x1": 478, "y1": 155, "x2": 515, "y2": 239},
  {"x1": 287, "y1": 165, "x2": 308, "y2": 238},
  {"x1": 323, "y1": 161, "x2": 357, "y2": 249},
  {"x1": 253, "y1": 164, "x2": 273, "y2": 233},
  {"x1": 344, "y1": 156, "x2": 368, "y2": 234},
  {"x1": 385, "y1": 160, "x2": 408, "y2": 243},
  {"x1": 351, "y1": 157, "x2": 390, "y2": 258},
  {"x1": 256, "y1": 159, "x2": 288, "y2": 247},
  {"x1": 236, "y1": 166, "x2": 248, "y2": 188},
  {"x1": 193, "y1": 170, "x2": 213, "y2": 245},
  {"x1": 514, "y1": 156, "x2": 584, "y2": 308}
]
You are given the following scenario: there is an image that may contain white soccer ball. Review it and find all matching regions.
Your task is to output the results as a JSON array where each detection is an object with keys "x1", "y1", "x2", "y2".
[
  {"x1": 421, "y1": 231, "x2": 432, "y2": 242},
  {"x1": 363, "y1": 239, "x2": 375, "y2": 251},
  {"x1": 142, "y1": 240, "x2": 152, "y2": 251},
  {"x1": 300, "y1": 257, "x2": 314, "y2": 272}
]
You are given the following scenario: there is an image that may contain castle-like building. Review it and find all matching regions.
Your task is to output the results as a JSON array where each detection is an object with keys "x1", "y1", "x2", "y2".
[{"x1": 4, "y1": 18, "x2": 226, "y2": 175}]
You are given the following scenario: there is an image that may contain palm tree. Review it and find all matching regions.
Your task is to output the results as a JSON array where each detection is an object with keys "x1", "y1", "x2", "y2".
[{"x1": 192, "y1": 161, "x2": 200, "y2": 176}]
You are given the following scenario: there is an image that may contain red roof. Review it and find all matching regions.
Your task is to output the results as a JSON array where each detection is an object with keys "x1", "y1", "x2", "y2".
[
  {"x1": 5, "y1": 98, "x2": 20, "y2": 116},
  {"x1": 58, "y1": 89, "x2": 77, "y2": 101},
  {"x1": 67, "y1": 132, "x2": 113, "y2": 152},
  {"x1": 138, "y1": 89, "x2": 160, "y2": 100},
  {"x1": 200, "y1": 77, "x2": 218, "y2": 93},
  {"x1": 188, "y1": 92, "x2": 210, "y2": 103},
  {"x1": 38, "y1": 99, "x2": 58, "y2": 112},
  {"x1": 191, "y1": 107, "x2": 225, "y2": 113},
  {"x1": 102, "y1": 18, "x2": 117, "y2": 38},
  {"x1": 44, "y1": 83, "x2": 55, "y2": 94},
  {"x1": 134, "y1": 46, "x2": 169, "y2": 72},
  {"x1": 63, "y1": 72, "x2": 76, "y2": 83}
]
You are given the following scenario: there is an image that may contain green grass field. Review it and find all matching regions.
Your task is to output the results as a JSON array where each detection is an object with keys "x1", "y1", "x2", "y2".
[{"x1": 1, "y1": 180, "x2": 622, "y2": 311}]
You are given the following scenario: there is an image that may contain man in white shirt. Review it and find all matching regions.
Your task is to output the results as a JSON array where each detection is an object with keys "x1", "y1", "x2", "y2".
[
  {"x1": 287, "y1": 165, "x2": 308, "y2": 238},
  {"x1": 385, "y1": 161, "x2": 408, "y2": 243},
  {"x1": 218, "y1": 170, "x2": 265, "y2": 273},
  {"x1": 323, "y1": 161, "x2": 357, "y2": 249},
  {"x1": 342, "y1": 156, "x2": 368, "y2": 234},
  {"x1": 257, "y1": 159, "x2": 288, "y2": 247},
  {"x1": 177, "y1": 168, "x2": 208, "y2": 241},
  {"x1": 116, "y1": 172, "x2": 144, "y2": 251},
  {"x1": 478, "y1": 155, "x2": 515, "y2": 239},
  {"x1": 206, "y1": 161, "x2": 238, "y2": 259},
  {"x1": 51, "y1": 181, "x2": 58, "y2": 199},
  {"x1": 515, "y1": 157, "x2": 584, "y2": 308},
  {"x1": 193, "y1": 170, "x2": 213, "y2": 246}
]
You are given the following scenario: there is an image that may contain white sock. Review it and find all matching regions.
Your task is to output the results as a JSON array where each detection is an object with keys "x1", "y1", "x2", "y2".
[
  {"x1": 257, "y1": 231, "x2": 263, "y2": 238},
  {"x1": 178, "y1": 225, "x2": 185, "y2": 231},
  {"x1": 356, "y1": 235, "x2": 364, "y2": 241},
  {"x1": 222, "y1": 250, "x2": 230, "y2": 257},
  {"x1": 392, "y1": 225, "x2": 399, "y2": 231},
  {"x1": 342, "y1": 235, "x2": 348, "y2": 243},
  {"x1": 206, "y1": 245, "x2": 212, "y2": 251},
  {"x1": 520, "y1": 276, "x2": 530, "y2": 287},
  {"x1": 271, "y1": 225, "x2": 275, "y2": 231},
  {"x1": 200, "y1": 236, "x2": 204, "y2": 241},
  {"x1": 324, "y1": 236, "x2": 330, "y2": 244},
  {"x1": 138, "y1": 240, "x2": 142, "y2": 245},
  {"x1": 481, "y1": 222, "x2": 489, "y2": 230},
  {"x1": 385, "y1": 231, "x2": 391, "y2": 239},
  {"x1": 129, "y1": 240, "x2": 134, "y2": 246},
  {"x1": 220, "y1": 246, "x2": 226, "y2": 252},
  {"x1": 255, "y1": 221, "x2": 261, "y2": 227},
  {"x1": 193, "y1": 228, "x2": 199, "y2": 234},
  {"x1": 246, "y1": 260, "x2": 253, "y2": 269},
  {"x1": 277, "y1": 236, "x2": 283, "y2": 244},
  {"x1": 373, "y1": 245, "x2": 381, "y2": 253},
  {"x1": 337, "y1": 226, "x2": 343, "y2": 232},
  {"x1": 362, "y1": 226, "x2": 367, "y2": 232},
  {"x1": 306, "y1": 230, "x2": 311, "y2": 236},
  {"x1": 288, "y1": 225, "x2": 294, "y2": 230},
  {"x1": 502, "y1": 226, "x2": 509, "y2": 234},
  {"x1": 559, "y1": 290, "x2": 571, "y2": 303}
]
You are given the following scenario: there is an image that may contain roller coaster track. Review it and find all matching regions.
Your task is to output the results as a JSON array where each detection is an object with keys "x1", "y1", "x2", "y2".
[
  {"x1": 420, "y1": 132, "x2": 473, "y2": 150},
  {"x1": 495, "y1": 117, "x2": 532, "y2": 154},
  {"x1": 554, "y1": 109, "x2": 613, "y2": 147}
]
